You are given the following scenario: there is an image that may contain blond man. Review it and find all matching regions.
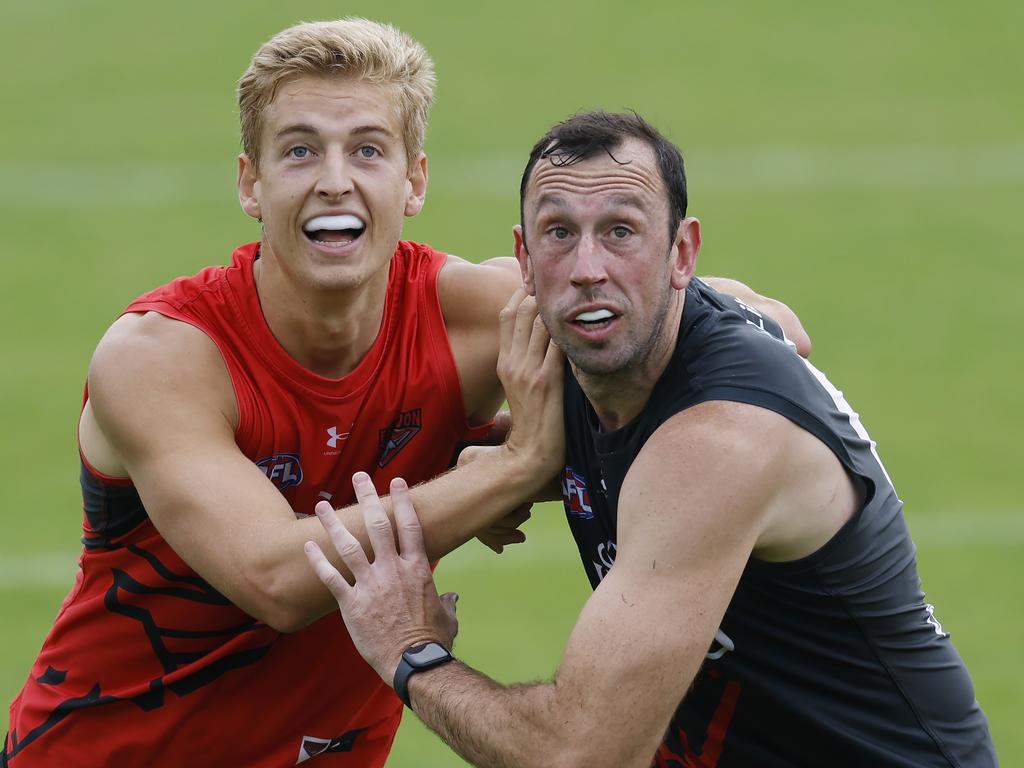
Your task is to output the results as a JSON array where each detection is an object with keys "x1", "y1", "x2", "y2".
[{"x1": 4, "y1": 20, "x2": 805, "y2": 767}]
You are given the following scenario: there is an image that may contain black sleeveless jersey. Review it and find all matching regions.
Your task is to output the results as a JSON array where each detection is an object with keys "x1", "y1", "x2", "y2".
[{"x1": 561, "y1": 279, "x2": 997, "y2": 767}]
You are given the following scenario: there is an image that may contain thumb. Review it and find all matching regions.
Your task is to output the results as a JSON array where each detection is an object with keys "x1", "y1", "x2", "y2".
[{"x1": 440, "y1": 591, "x2": 459, "y2": 616}]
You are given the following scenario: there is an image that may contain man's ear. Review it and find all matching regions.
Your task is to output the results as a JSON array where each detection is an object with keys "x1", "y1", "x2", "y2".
[
  {"x1": 670, "y1": 217, "x2": 701, "y2": 290},
  {"x1": 237, "y1": 154, "x2": 261, "y2": 220},
  {"x1": 512, "y1": 225, "x2": 535, "y2": 295},
  {"x1": 404, "y1": 153, "x2": 428, "y2": 217}
]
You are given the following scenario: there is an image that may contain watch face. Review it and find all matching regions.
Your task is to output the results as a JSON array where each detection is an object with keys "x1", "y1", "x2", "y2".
[{"x1": 408, "y1": 642, "x2": 451, "y2": 666}]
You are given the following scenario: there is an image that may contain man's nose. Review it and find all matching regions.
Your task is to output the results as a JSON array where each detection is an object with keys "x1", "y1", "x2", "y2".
[
  {"x1": 570, "y1": 234, "x2": 609, "y2": 287},
  {"x1": 315, "y1": 149, "x2": 354, "y2": 199}
]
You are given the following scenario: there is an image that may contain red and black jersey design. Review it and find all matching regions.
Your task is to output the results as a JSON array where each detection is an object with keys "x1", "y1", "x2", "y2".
[
  {"x1": 6, "y1": 241, "x2": 489, "y2": 767},
  {"x1": 562, "y1": 279, "x2": 997, "y2": 767}
]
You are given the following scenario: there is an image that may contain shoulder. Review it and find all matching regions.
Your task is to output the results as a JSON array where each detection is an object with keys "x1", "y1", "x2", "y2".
[
  {"x1": 437, "y1": 255, "x2": 522, "y2": 331},
  {"x1": 94, "y1": 311, "x2": 224, "y2": 372},
  {"x1": 681, "y1": 289, "x2": 807, "y2": 394},
  {"x1": 617, "y1": 401, "x2": 793, "y2": 555},
  {"x1": 89, "y1": 312, "x2": 237, "y2": 437},
  {"x1": 624, "y1": 396, "x2": 857, "y2": 563}
]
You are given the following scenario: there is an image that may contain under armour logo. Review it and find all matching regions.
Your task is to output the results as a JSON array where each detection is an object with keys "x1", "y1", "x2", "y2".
[{"x1": 326, "y1": 427, "x2": 349, "y2": 449}]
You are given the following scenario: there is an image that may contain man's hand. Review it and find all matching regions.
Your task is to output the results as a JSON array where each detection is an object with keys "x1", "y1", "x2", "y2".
[
  {"x1": 474, "y1": 504, "x2": 532, "y2": 553},
  {"x1": 497, "y1": 288, "x2": 565, "y2": 489},
  {"x1": 304, "y1": 472, "x2": 457, "y2": 683}
]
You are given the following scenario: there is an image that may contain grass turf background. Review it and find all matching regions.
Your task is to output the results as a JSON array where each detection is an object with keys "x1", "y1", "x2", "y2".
[{"x1": 1, "y1": 1, "x2": 1020, "y2": 764}]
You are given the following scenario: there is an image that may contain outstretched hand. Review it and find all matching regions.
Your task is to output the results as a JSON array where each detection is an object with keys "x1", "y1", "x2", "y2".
[{"x1": 304, "y1": 472, "x2": 458, "y2": 684}]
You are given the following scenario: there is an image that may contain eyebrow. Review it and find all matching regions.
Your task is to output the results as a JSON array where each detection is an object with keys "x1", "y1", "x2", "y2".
[
  {"x1": 533, "y1": 193, "x2": 567, "y2": 211},
  {"x1": 350, "y1": 123, "x2": 397, "y2": 139},
  {"x1": 607, "y1": 194, "x2": 647, "y2": 211},
  {"x1": 273, "y1": 122, "x2": 397, "y2": 142},
  {"x1": 533, "y1": 193, "x2": 648, "y2": 213},
  {"x1": 274, "y1": 123, "x2": 318, "y2": 141}
]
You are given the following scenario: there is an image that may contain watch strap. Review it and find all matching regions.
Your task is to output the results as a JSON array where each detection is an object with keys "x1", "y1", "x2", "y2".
[{"x1": 393, "y1": 642, "x2": 454, "y2": 709}]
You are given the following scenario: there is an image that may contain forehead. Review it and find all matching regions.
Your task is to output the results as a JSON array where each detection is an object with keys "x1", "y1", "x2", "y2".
[
  {"x1": 262, "y1": 75, "x2": 403, "y2": 140},
  {"x1": 525, "y1": 138, "x2": 666, "y2": 218}
]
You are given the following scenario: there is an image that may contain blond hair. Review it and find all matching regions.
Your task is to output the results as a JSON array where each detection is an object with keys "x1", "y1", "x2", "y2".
[{"x1": 238, "y1": 18, "x2": 435, "y2": 169}]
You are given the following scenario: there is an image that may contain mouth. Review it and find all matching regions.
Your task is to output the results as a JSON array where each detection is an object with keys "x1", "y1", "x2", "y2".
[
  {"x1": 571, "y1": 308, "x2": 618, "y2": 331},
  {"x1": 302, "y1": 214, "x2": 366, "y2": 248}
]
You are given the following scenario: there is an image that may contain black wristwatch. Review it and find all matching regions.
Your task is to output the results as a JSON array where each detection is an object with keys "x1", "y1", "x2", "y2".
[{"x1": 393, "y1": 642, "x2": 455, "y2": 709}]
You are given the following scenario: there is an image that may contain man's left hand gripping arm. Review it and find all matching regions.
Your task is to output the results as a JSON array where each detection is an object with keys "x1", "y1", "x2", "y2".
[{"x1": 306, "y1": 400, "x2": 785, "y2": 768}]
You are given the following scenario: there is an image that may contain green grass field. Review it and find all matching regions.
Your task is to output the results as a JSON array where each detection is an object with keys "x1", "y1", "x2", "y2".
[{"x1": 2, "y1": 1, "x2": 1021, "y2": 764}]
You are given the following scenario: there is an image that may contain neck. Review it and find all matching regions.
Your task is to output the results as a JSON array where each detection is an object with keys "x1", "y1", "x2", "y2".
[
  {"x1": 576, "y1": 294, "x2": 684, "y2": 432},
  {"x1": 253, "y1": 252, "x2": 391, "y2": 380}
]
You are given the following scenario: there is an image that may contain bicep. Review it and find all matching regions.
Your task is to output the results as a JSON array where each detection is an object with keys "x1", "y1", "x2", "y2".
[
  {"x1": 439, "y1": 257, "x2": 524, "y2": 423},
  {"x1": 87, "y1": 316, "x2": 300, "y2": 616},
  {"x1": 552, "y1": 405, "x2": 780, "y2": 764}
]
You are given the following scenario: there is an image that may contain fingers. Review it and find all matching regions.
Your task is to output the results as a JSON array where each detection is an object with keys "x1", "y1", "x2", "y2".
[
  {"x1": 313, "y1": 500, "x2": 372, "y2": 583},
  {"x1": 508, "y1": 504, "x2": 533, "y2": 527},
  {"x1": 351, "y1": 471, "x2": 397, "y2": 563},
  {"x1": 304, "y1": 540, "x2": 353, "y2": 603},
  {"x1": 440, "y1": 591, "x2": 460, "y2": 642},
  {"x1": 542, "y1": 334, "x2": 565, "y2": 376},
  {"x1": 440, "y1": 591, "x2": 459, "y2": 616},
  {"x1": 498, "y1": 288, "x2": 549, "y2": 381},
  {"x1": 390, "y1": 477, "x2": 429, "y2": 566},
  {"x1": 526, "y1": 310, "x2": 552, "y2": 361},
  {"x1": 498, "y1": 286, "x2": 527, "y2": 363},
  {"x1": 510, "y1": 294, "x2": 541, "y2": 361}
]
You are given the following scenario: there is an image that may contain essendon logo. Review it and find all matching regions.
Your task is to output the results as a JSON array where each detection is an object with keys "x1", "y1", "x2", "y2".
[
  {"x1": 562, "y1": 467, "x2": 594, "y2": 520},
  {"x1": 296, "y1": 728, "x2": 366, "y2": 763},
  {"x1": 255, "y1": 453, "x2": 303, "y2": 490},
  {"x1": 378, "y1": 409, "x2": 422, "y2": 467}
]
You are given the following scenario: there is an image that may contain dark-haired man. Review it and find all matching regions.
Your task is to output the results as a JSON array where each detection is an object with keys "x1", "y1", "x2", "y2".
[{"x1": 307, "y1": 112, "x2": 998, "y2": 766}]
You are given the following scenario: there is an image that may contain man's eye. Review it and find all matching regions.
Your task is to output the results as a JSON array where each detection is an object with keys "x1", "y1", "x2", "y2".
[
  {"x1": 612, "y1": 226, "x2": 631, "y2": 238},
  {"x1": 288, "y1": 146, "x2": 310, "y2": 159},
  {"x1": 550, "y1": 227, "x2": 570, "y2": 240},
  {"x1": 358, "y1": 146, "x2": 380, "y2": 159}
]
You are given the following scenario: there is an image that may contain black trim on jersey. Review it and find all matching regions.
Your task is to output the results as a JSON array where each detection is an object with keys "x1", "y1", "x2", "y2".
[{"x1": 80, "y1": 462, "x2": 147, "y2": 548}]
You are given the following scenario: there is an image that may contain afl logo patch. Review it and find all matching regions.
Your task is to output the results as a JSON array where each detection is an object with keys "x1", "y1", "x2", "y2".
[
  {"x1": 562, "y1": 467, "x2": 594, "y2": 520},
  {"x1": 256, "y1": 453, "x2": 303, "y2": 490}
]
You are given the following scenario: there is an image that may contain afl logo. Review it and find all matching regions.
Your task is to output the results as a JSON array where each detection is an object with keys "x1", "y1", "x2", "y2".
[
  {"x1": 256, "y1": 453, "x2": 303, "y2": 490},
  {"x1": 562, "y1": 467, "x2": 594, "y2": 520}
]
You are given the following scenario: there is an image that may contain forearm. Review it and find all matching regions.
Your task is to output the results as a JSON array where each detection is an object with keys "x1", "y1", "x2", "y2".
[
  {"x1": 269, "y1": 445, "x2": 552, "y2": 629},
  {"x1": 409, "y1": 663, "x2": 574, "y2": 768}
]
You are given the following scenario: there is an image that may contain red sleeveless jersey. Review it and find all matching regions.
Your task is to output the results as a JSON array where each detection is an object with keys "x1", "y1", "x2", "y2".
[{"x1": 6, "y1": 242, "x2": 488, "y2": 766}]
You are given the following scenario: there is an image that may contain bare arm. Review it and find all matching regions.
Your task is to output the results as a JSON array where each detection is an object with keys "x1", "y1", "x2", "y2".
[
  {"x1": 84, "y1": 289, "x2": 562, "y2": 633},
  {"x1": 307, "y1": 402, "x2": 801, "y2": 767},
  {"x1": 439, "y1": 255, "x2": 524, "y2": 424}
]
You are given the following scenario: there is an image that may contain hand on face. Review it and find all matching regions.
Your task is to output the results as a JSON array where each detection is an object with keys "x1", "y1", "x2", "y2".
[
  {"x1": 304, "y1": 473, "x2": 458, "y2": 683},
  {"x1": 496, "y1": 287, "x2": 566, "y2": 494}
]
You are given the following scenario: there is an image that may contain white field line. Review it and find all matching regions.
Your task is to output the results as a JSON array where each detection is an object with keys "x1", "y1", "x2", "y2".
[
  {"x1": 1, "y1": 511, "x2": 1021, "y2": 588},
  {"x1": 2, "y1": 143, "x2": 1024, "y2": 207}
]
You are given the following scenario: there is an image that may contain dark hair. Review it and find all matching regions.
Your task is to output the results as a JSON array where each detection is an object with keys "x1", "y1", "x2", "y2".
[{"x1": 519, "y1": 111, "x2": 687, "y2": 249}]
